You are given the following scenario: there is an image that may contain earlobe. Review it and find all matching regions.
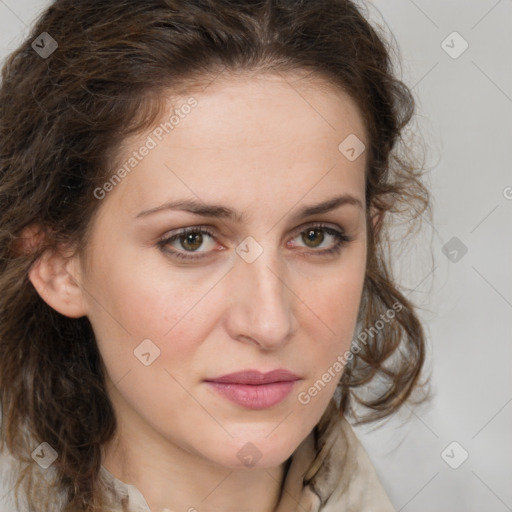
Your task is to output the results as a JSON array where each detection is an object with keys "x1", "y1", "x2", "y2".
[{"x1": 27, "y1": 240, "x2": 87, "y2": 319}]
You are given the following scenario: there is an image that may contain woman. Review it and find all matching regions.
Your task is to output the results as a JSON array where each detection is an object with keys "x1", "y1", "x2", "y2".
[{"x1": 0, "y1": 0, "x2": 430, "y2": 511}]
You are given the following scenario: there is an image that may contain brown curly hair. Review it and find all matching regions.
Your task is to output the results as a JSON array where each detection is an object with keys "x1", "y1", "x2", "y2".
[{"x1": 0, "y1": 0, "x2": 431, "y2": 510}]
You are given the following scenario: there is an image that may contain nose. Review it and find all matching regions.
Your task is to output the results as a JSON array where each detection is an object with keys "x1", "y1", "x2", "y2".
[{"x1": 224, "y1": 244, "x2": 298, "y2": 351}]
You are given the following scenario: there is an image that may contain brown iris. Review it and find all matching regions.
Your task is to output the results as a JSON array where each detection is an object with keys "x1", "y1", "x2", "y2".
[
  {"x1": 302, "y1": 228, "x2": 324, "y2": 248},
  {"x1": 180, "y1": 232, "x2": 203, "y2": 251}
]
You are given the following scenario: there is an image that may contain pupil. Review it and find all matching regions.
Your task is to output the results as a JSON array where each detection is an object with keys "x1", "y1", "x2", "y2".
[
  {"x1": 303, "y1": 229, "x2": 324, "y2": 247},
  {"x1": 182, "y1": 233, "x2": 202, "y2": 251}
]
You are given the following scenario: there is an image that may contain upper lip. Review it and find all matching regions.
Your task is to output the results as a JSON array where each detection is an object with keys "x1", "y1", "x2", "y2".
[{"x1": 205, "y1": 369, "x2": 300, "y2": 385}]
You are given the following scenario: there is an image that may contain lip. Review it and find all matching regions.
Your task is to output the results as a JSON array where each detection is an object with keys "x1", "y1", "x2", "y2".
[
  {"x1": 205, "y1": 369, "x2": 300, "y2": 385},
  {"x1": 204, "y1": 369, "x2": 301, "y2": 410}
]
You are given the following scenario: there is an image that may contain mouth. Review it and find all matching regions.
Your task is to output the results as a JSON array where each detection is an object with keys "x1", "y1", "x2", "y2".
[{"x1": 204, "y1": 369, "x2": 301, "y2": 410}]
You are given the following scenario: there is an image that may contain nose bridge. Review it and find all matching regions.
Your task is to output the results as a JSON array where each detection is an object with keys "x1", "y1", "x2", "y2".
[{"x1": 228, "y1": 237, "x2": 296, "y2": 347}]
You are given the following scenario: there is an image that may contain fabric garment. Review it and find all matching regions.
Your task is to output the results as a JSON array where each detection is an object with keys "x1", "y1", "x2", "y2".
[{"x1": 0, "y1": 399, "x2": 396, "y2": 511}]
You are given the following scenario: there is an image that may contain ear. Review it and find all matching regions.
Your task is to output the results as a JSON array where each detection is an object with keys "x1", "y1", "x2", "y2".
[{"x1": 22, "y1": 225, "x2": 87, "y2": 319}]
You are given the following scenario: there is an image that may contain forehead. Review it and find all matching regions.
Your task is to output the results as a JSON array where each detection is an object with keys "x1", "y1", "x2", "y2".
[
  {"x1": 163, "y1": 70, "x2": 365, "y2": 146},
  {"x1": 103, "y1": 71, "x2": 367, "y2": 220}
]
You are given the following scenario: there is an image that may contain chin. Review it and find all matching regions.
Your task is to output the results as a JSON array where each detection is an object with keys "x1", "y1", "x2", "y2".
[{"x1": 207, "y1": 433, "x2": 299, "y2": 470}]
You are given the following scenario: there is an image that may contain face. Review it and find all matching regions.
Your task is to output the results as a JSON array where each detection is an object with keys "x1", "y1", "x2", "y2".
[{"x1": 74, "y1": 72, "x2": 368, "y2": 469}]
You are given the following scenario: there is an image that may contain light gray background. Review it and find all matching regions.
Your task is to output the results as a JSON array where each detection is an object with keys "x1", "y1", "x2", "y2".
[{"x1": 0, "y1": 1, "x2": 511, "y2": 511}]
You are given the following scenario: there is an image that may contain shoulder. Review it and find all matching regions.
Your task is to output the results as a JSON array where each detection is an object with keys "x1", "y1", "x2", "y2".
[
  {"x1": 0, "y1": 444, "x2": 70, "y2": 512},
  {"x1": 99, "y1": 466, "x2": 152, "y2": 512},
  {"x1": 300, "y1": 398, "x2": 397, "y2": 512},
  {"x1": 321, "y1": 413, "x2": 396, "y2": 512}
]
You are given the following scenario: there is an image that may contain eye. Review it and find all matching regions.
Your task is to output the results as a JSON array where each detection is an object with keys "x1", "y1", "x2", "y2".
[
  {"x1": 289, "y1": 223, "x2": 352, "y2": 257},
  {"x1": 157, "y1": 225, "x2": 217, "y2": 260},
  {"x1": 157, "y1": 223, "x2": 353, "y2": 261}
]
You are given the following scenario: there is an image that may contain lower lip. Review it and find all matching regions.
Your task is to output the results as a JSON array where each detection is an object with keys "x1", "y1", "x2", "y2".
[{"x1": 205, "y1": 380, "x2": 298, "y2": 410}]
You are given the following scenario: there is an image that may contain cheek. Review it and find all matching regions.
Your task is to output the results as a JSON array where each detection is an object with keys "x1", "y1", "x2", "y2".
[
  {"x1": 297, "y1": 252, "x2": 366, "y2": 377},
  {"x1": 292, "y1": 270, "x2": 365, "y2": 416},
  {"x1": 302, "y1": 260, "x2": 366, "y2": 338},
  {"x1": 315, "y1": 277, "x2": 363, "y2": 327},
  {"x1": 307, "y1": 281, "x2": 363, "y2": 377},
  {"x1": 87, "y1": 252, "x2": 225, "y2": 381},
  {"x1": 91, "y1": 240, "x2": 199, "y2": 332}
]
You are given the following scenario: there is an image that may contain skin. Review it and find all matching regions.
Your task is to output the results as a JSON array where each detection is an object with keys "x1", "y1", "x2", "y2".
[{"x1": 28, "y1": 70, "x2": 374, "y2": 512}]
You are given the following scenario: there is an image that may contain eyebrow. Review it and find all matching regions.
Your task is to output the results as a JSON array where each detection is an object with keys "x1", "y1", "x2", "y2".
[{"x1": 134, "y1": 194, "x2": 364, "y2": 222}]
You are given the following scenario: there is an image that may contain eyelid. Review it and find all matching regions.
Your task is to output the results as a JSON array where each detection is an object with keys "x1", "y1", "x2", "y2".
[
  {"x1": 157, "y1": 222, "x2": 352, "y2": 260},
  {"x1": 289, "y1": 221, "x2": 343, "y2": 238}
]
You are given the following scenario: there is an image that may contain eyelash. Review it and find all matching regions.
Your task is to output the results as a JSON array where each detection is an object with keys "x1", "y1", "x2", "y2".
[{"x1": 157, "y1": 223, "x2": 353, "y2": 261}]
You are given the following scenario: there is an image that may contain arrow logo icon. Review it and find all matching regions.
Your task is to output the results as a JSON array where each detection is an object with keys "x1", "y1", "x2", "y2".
[
  {"x1": 338, "y1": 134, "x2": 365, "y2": 161},
  {"x1": 237, "y1": 442, "x2": 262, "y2": 467},
  {"x1": 442, "y1": 237, "x2": 467, "y2": 263},
  {"x1": 31, "y1": 442, "x2": 58, "y2": 468},
  {"x1": 441, "y1": 31, "x2": 468, "y2": 59},
  {"x1": 31, "y1": 32, "x2": 58, "y2": 59},
  {"x1": 236, "y1": 236, "x2": 263, "y2": 263},
  {"x1": 134, "y1": 339, "x2": 161, "y2": 366},
  {"x1": 441, "y1": 441, "x2": 469, "y2": 469}
]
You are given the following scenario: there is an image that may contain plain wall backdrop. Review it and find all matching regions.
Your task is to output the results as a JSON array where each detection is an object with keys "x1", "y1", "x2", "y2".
[{"x1": 0, "y1": 1, "x2": 511, "y2": 511}]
